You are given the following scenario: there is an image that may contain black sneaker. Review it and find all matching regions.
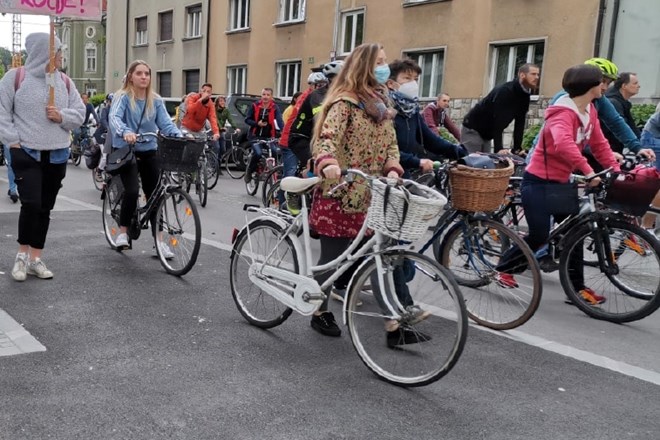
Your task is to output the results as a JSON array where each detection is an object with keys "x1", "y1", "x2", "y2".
[
  {"x1": 8, "y1": 190, "x2": 18, "y2": 203},
  {"x1": 244, "y1": 172, "x2": 252, "y2": 183},
  {"x1": 310, "y1": 312, "x2": 341, "y2": 337},
  {"x1": 386, "y1": 326, "x2": 432, "y2": 349}
]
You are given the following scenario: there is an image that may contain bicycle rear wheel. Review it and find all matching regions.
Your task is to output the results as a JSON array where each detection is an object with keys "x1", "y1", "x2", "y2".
[
  {"x1": 261, "y1": 165, "x2": 283, "y2": 207},
  {"x1": 92, "y1": 168, "x2": 104, "y2": 191},
  {"x1": 102, "y1": 176, "x2": 124, "y2": 249},
  {"x1": 155, "y1": 188, "x2": 201, "y2": 276},
  {"x1": 264, "y1": 180, "x2": 282, "y2": 209},
  {"x1": 439, "y1": 218, "x2": 542, "y2": 330},
  {"x1": 230, "y1": 219, "x2": 296, "y2": 328},
  {"x1": 197, "y1": 160, "x2": 208, "y2": 207},
  {"x1": 225, "y1": 148, "x2": 246, "y2": 179},
  {"x1": 346, "y1": 250, "x2": 467, "y2": 387},
  {"x1": 559, "y1": 219, "x2": 660, "y2": 323}
]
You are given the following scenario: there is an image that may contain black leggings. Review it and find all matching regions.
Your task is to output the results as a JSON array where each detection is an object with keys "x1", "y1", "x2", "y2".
[
  {"x1": 118, "y1": 150, "x2": 160, "y2": 233},
  {"x1": 11, "y1": 148, "x2": 67, "y2": 249}
]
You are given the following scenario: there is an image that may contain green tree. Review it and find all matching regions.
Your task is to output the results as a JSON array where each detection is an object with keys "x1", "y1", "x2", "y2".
[{"x1": 0, "y1": 47, "x2": 12, "y2": 72}]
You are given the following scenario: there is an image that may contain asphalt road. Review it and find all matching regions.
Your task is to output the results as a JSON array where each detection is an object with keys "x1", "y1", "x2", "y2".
[{"x1": 0, "y1": 164, "x2": 658, "y2": 440}]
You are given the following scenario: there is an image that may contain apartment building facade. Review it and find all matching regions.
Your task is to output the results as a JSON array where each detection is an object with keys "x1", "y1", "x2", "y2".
[
  {"x1": 104, "y1": 0, "x2": 659, "y2": 113},
  {"x1": 55, "y1": 15, "x2": 107, "y2": 95},
  {"x1": 105, "y1": 0, "x2": 211, "y2": 97}
]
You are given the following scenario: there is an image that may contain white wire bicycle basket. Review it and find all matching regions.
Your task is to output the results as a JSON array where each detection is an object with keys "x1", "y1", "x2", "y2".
[{"x1": 367, "y1": 178, "x2": 447, "y2": 242}]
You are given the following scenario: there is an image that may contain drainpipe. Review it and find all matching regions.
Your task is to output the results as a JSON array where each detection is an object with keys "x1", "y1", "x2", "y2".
[
  {"x1": 205, "y1": 0, "x2": 211, "y2": 81},
  {"x1": 125, "y1": 0, "x2": 130, "y2": 72},
  {"x1": 331, "y1": 0, "x2": 340, "y2": 60},
  {"x1": 607, "y1": 0, "x2": 621, "y2": 60},
  {"x1": 593, "y1": 0, "x2": 607, "y2": 56}
]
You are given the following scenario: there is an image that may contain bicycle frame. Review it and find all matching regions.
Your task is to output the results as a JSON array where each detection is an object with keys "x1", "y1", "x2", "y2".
[{"x1": 239, "y1": 179, "x2": 407, "y2": 320}]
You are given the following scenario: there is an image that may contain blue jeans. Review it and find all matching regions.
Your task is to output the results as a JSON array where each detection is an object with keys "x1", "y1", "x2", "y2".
[
  {"x1": 641, "y1": 131, "x2": 660, "y2": 172},
  {"x1": 247, "y1": 139, "x2": 280, "y2": 175},
  {"x1": 278, "y1": 147, "x2": 299, "y2": 205},
  {"x1": 4, "y1": 144, "x2": 17, "y2": 195}
]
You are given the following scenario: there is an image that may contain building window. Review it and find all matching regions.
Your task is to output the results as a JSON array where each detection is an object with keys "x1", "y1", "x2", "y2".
[
  {"x1": 159, "y1": 10, "x2": 173, "y2": 42},
  {"x1": 185, "y1": 69, "x2": 200, "y2": 94},
  {"x1": 227, "y1": 65, "x2": 247, "y2": 95},
  {"x1": 277, "y1": 61, "x2": 301, "y2": 99},
  {"x1": 158, "y1": 72, "x2": 172, "y2": 97},
  {"x1": 405, "y1": 49, "x2": 445, "y2": 99},
  {"x1": 278, "y1": 0, "x2": 305, "y2": 23},
  {"x1": 135, "y1": 16, "x2": 148, "y2": 46},
  {"x1": 229, "y1": 0, "x2": 250, "y2": 31},
  {"x1": 186, "y1": 4, "x2": 202, "y2": 38},
  {"x1": 85, "y1": 43, "x2": 97, "y2": 72},
  {"x1": 339, "y1": 9, "x2": 364, "y2": 55},
  {"x1": 490, "y1": 40, "x2": 544, "y2": 95}
]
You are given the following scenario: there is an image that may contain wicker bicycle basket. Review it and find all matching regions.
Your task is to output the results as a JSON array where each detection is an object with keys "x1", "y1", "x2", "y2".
[
  {"x1": 157, "y1": 135, "x2": 205, "y2": 173},
  {"x1": 449, "y1": 159, "x2": 514, "y2": 212},
  {"x1": 367, "y1": 178, "x2": 447, "y2": 242}
]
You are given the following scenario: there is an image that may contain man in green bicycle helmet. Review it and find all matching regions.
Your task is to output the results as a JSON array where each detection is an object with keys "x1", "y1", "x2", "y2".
[{"x1": 584, "y1": 57, "x2": 620, "y2": 81}]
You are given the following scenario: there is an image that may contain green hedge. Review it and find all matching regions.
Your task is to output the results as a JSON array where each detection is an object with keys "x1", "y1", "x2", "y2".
[
  {"x1": 631, "y1": 103, "x2": 656, "y2": 128},
  {"x1": 521, "y1": 124, "x2": 542, "y2": 151},
  {"x1": 90, "y1": 93, "x2": 106, "y2": 107}
]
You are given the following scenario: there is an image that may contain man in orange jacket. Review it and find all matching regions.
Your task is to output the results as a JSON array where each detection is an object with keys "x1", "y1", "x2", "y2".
[{"x1": 181, "y1": 83, "x2": 220, "y2": 143}]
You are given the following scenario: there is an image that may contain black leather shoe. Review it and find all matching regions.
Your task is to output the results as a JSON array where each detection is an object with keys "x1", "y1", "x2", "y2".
[{"x1": 311, "y1": 312, "x2": 341, "y2": 337}]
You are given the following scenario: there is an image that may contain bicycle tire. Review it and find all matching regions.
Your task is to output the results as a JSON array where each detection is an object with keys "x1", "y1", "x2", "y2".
[
  {"x1": 439, "y1": 218, "x2": 543, "y2": 330},
  {"x1": 92, "y1": 168, "x2": 104, "y2": 191},
  {"x1": 559, "y1": 218, "x2": 660, "y2": 323},
  {"x1": 264, "y1": 180, "x2": 282, "y2": 209},
  {"x1": 206, "y1": 150, "x2": 221, "y2": 190},
  {"x1": 198, "y1": 160, "x2": 208, "y2": 208},
  {"x1": 261, "y1": 165, "x2": 283, "y2": 207},
  {"x1": 346, "y1": 250, "x2": 467, "y2": 387},
  {"x1": 101, "y1": 176, "x2": 124, "y2": 250},
  {"x1": 245, "y1": 173, "x2": 259, "y2": 196},
  {"x1": 225, "y1": 149, "x2": 246, "y2": 179},
  {"x1": 230, "y1": 219, "x2": 296, "y2": 328},
  {"x1": 154, "y1": 188, "x2": 201, "y2": 276}
]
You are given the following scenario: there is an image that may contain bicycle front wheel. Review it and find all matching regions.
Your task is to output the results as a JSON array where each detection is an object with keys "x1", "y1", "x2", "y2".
[
  {"x1": 440, "y1": 219, "x2": 542, "y2": 330},
  {"x1": 155, "y1": 188, "x2": 201, "y2": 276},
  {"x1": 206, "y1": 150, "x2": 220, "y2": 190},
  {"x1": 264, "y1": 180, "x2": 282, "y2": 209},
  {"x1": 230, "y1": 219, "x2": 296, "y2": 328},
  {"x1": 346, "y1": 250, "x2": 467, "y2": 387},
  {"x1": 559, "y1": 218, "x2": 660, "y2": 323},
  {"x1": 102, "y1": 176, "x2": 124, "y2": 249},
  {"x1": 225, "y1": 149, "x2": 246, "y2": 179},
  {"x1": 198, "y1": 160, "x2": 208, "y2": 207},
  {"x1": 92, "y1": 168, "x2": 104, "y2": 191}
]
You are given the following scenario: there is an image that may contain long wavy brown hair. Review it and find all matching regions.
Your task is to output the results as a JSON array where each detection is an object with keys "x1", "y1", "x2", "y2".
[
  {"x1": 312, "y1": 43, "x2": 384, "y2": 142},
  {"x1": 115, "y1": 60, "x2": 157, "y2": 116}
]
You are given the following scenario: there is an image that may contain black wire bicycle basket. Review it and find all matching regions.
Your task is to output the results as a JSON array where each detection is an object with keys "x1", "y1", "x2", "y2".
[{"x1": 157, "y1": 135, "x2": 205, "y2": 173}]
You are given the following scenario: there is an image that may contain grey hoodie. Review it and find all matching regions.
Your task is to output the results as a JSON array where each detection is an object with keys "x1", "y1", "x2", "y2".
[{"x1": 0, "y1": 33, "x2": 85, "y2": 150}]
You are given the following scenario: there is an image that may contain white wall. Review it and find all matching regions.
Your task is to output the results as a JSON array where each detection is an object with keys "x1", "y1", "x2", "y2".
[{"x1": 610, "y1": 0, "x2": 660, "y2": 100}]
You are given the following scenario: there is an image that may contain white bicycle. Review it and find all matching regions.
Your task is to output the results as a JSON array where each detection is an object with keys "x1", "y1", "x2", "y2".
[{"x1": 229, "y1": 169, "x2": 468, "y2": 387}]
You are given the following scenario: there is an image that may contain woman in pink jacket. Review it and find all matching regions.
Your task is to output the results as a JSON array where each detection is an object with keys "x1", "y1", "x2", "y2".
[{"x1": 512, "y1": 64, "x2": 620, "y2": 305}]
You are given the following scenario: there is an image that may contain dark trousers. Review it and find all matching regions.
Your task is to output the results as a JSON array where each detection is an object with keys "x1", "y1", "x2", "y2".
[
  {"x1": 10, "y1": 148, "x2": 67, "y2": 249},
  {"x1": 498, "y1": 173, "x2": 584, "y2": 289},
  {"x1": 247, "y1": 138, "x2": 279, "y2": 175},
  {"x1": 118, "y1": 150, "x2": 160, "y2": 233}
]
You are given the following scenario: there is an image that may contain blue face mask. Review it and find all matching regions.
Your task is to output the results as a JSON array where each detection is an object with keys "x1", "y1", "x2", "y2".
[{"x1": 374, "y1": 64, "x2": 390, "y2": 84}]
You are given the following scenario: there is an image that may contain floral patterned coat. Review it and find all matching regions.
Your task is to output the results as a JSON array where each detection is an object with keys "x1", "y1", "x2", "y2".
[{"x1": 310, "y1": 96, "x2": 403, "y2": 238}]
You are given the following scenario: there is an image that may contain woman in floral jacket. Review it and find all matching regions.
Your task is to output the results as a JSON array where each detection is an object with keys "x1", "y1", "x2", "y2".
[{"x1": 307, "y1": 42, "x2": 403, "y2": 337}]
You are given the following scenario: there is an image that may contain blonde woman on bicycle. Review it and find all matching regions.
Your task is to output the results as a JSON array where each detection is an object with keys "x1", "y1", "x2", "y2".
[
  {"x1": 108, "y1": 60, "x2": 182, "y2": 255},
  {"x1": 308, "y1": 43, "x2": 404, "y2": 337}
]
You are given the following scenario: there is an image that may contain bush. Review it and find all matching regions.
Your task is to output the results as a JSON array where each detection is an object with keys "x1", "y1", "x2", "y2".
[
  {"x1": 90, "y1": 93, "x2": 106, "y2": 107},
  {"x1": 438, "y1": 127, "x2": 458, "y2": 144},
  {"x1": 631, "y1": 103, "x2": 656, "y2": 128},
  {"x1": 521, "y1": 124, "x2": 542, "y2": 151}
]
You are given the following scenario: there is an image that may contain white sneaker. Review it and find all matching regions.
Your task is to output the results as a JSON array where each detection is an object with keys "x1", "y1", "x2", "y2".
[
  {"x1": 11, "y1": 252, "x2": 28, "y2": 282},
  {"x1": 115, "y1": 233, "x2": 129, "y2": 249},
  {"x1": 157, "y1": 240, "x2": 175, "y2": 260},
  {"x1": 27, "y1": 258, "x2": 53, "y2": 279}
]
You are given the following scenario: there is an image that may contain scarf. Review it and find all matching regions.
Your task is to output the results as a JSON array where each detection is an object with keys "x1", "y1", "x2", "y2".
[
  {"x1": 359, "y1": 89, "x2": 395, "y2": 124},
  {"x1": 389, "y1": 90, "x2": 419, "y2": 118}
]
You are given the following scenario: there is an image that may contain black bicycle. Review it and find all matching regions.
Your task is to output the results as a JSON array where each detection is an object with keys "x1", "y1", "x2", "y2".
[{"x1": 101, "y1": 132, "x2": 204, "y2": 276}]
